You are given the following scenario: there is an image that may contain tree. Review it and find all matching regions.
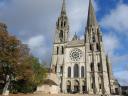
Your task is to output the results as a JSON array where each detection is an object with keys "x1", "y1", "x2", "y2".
[
  {"x1": 31, "y1": 57, "x2": 47, "y2": 86},
  {"x1": 13, "y1": 56, "x2": 47, "y2": 93},
  {"x1": 0, "y1": 23, "x2": 47, "y2": 94},
  {"x1": 0, "y1": 23, "x2": 20, "y2": 95}
]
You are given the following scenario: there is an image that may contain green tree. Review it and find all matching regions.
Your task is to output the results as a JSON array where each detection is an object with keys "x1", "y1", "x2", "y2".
[
  {"x1": 31, "y1": 57, "x2": 47, "y2": 86},
  {"x1": 0, "y1": 23, "x2": 47, "y2": 94},
  {"x1": 14, "y1": 56, "x2": 47, "y2": 93},
  {"x1": 0, "y1": 23, "x2": 20, "y2": 94}
]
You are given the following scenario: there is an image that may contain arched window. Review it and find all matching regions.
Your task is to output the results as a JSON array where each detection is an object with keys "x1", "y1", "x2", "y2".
[
  {"x1": 62, "y1": 46, "x2": 64, "y2": 54},
  {"x1": 64, "y1": 21, "x2": 66, "y2": 27},
  {"x1": 61, "y1": 21, "x2": 63, "y2": 27},
  {"x1": 59, "y1": 30, "x2": 63, "y2": 38},
  {"x1": 96, "y1": 43, "x2": 100, "y2": 51},
  {"x1": 98, "y1": 63, "x2": 101, "y2": 72},
  {"x1": 92, "y1": 35, "x2": 95, "y2": 42},
  {"x1": 98, "y1": 76, "x2": 102, "y2": 89},
  {"x1": 57, "y1": 46, "x2": 59, "y2": 54},
  {"x1": 59, "y1": 30, "x2": 63, "y2": 42},
  {"x1": 60, "y1": 66, "x2": 63, "y2": 73},
  {"x1": 74, "y1": 64, "x2": 79, "y2": 78},
  {"x1": 90, "y1": 44, "x2": 92, "y2": 51},
  {"x1": 68, "y1": 67, "x2": 71, "y2": 78},
  {"x1": 90, "y1": 62, "x2": 94, "y2": 71},
  {"x1": 91, "y1": 83, "x2": 94, "y2": 89},
  {"x1": 81, "y1": 66, "x2": 84, "y2": 78}
]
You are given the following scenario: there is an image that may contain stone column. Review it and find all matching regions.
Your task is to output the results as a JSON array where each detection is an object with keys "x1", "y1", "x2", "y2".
[
  {"x1": 93, "y1": 53, "x2": 99, "y2": 94},
  {"x1": 71, "y1": 63, "x2": 73, "y2": 78},
  {"x1": 86, "y1": 57, "x2": 91, "y2": 93},
  {"x1": 85, "y1": 42, "x2": 91, "y2": 94},
  {"x1": 79, "y1": 80, "x2": 82, "y2": 93},
  {"x1": 79, "y1": 65, "x2": 81, "y2": 78},
  {"x1": 71, "y1": 80, "x2": 74, "y2": 92},
  {"x1": 62, "y1": 63, "x2": 66, "y2": 93}
]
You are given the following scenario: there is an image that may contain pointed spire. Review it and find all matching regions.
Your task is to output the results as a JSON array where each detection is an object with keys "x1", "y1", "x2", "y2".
[
  {"x1": 72, "y1": 32, "x2": 79, "y2": 41},
  {"x1": 61, "y1": 0, "x2": 66, "y2": 15},
  {"x1": 87, "y1": 0, "x2": 98, "y2": 27}
]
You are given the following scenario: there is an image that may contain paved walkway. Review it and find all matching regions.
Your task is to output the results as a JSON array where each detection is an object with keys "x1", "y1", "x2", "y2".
[
  {"x1": 0, "y1": 93, "x2": 122, "y2": 96},
  {"x1": 0, "y1": 93, "x2": 91, "y2": 96}
]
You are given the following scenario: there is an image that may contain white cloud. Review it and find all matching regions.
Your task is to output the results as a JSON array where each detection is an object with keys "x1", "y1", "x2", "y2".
[
  {"x1": 0, "y1": 0, "x2": 61, "y2": 62},
  {"x1": 68, "y1": 0, "x2": 98, "y2": 38},
  {"x1": 27, "y1": 35, "x2": 50, "y2": 63},
  {"x1": 0, "y1": 0, "x2": 98, "y2": 62},
  {"x1": 27, "y1": 35, "x2": 44, "y2": 50},
  {"x1": 101, "y1": 2, "x2": 128, "y2": 85},
  {"x1": 100, "y1": 3, "x2": 128, "y2": 35},
  {"x1": 112, "y1": 55, "x2": 128, "y2": 66},
  {"x1": 0, "y1": 0, "x2": 127, "y2": 86},
  {"x1": 103, "y1": 33, "x2": 120, "y2": 56}
]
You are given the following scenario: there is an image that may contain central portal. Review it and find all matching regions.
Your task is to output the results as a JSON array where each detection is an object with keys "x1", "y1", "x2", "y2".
[{"x1": 74, "y1": 80, "x2": 80, "y2": 93}]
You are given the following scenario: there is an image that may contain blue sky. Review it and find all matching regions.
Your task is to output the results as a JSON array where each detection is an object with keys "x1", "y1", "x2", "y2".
[{"x1": 0, "y1": 0, "x2": 128, "y2": 86}]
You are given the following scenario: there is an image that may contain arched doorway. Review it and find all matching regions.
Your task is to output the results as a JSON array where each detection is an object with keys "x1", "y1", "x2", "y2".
[
  {"x1": 74, "y1": 80, "x2": 80, "y2": 93},
  {"x1": 66, "y1": 80, "x2": 71, "y2": 93},
  {"x1": 82, "y1": 80, "x2": 86, "y2": 94}
]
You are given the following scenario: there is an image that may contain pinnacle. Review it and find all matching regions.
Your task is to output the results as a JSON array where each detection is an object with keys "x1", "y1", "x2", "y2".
[
  {"x1": 61, "y1": 0, "x2": 66, "y2": 15},
  {"x1": 87, "y1": 0, "x2": 98, "y2": 27}
]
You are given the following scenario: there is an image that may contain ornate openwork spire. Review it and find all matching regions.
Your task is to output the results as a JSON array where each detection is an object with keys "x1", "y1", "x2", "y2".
[
  {"x1": 61, "y1": 0, "x2": 66, "y2": 15},
  {"x1": 87, "y1": 0, "x2": 98, "y2": 27}
]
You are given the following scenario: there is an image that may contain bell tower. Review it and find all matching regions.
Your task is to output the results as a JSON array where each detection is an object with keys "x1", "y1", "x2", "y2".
[
  {"x1": 50, "y1": 0, "x2": 69, "y2": 91},
  {"x1": 51, "y1": 0, "x2": 69, "y2": 70},
  {"x1": 54, "y1": 0, "x2": 69, "y2": 43},
  {"x1": 85, "y1": 0, "x2": 110, "y2": 94}
]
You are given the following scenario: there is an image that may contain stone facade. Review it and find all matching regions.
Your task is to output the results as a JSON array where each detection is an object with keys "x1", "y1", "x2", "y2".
[{"x1": 50, "y1": 0, "x2": 120, "y2": 95}]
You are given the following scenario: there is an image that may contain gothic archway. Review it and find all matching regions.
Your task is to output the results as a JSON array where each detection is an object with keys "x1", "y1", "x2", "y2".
[
  {"x1": 66, "y1": 80, "x2": 71, "y2": 93},
  {"x1": 74, "y1": 80, "x2": 80, "y2": 93},
  {"x1": 82, "y1": 80, "x2": 86, "y2": 93}
]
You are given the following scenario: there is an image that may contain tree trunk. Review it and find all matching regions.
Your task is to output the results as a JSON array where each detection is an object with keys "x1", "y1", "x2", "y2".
[{"x1": 2, "y1": 75, "x2": 10, "y2": 96}]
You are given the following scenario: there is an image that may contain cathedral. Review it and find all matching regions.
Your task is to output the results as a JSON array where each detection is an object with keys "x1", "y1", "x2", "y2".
[{"x1": 50, "y1": 0, "x2": 121, "y2": 95}]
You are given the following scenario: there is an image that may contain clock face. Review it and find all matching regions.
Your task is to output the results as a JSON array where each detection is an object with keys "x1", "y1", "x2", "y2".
[{"x1": 70, "y1": 48, "x2": 82, "y2": 61}]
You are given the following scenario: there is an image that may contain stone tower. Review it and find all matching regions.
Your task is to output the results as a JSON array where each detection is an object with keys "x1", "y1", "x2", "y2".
[
  {"x1": 85, "y1": 0, "x2": 110, "y2": 94},
  {"x1": 51, "y1": 0, "x2": 69, "y2": 91},
  {"x1": 54, "y1": 0, "x2": 69, "y2": 43},
  {"x1": 50, "y1": 0, "x2": 120, "y2": 95}
]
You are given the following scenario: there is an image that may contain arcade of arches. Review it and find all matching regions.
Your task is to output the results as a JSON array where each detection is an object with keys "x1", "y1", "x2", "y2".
[
  {"x1": 66, "y1": 64, "x2": 104, "y2": 94},
  {"x1": 66, "y1": 64, "x2": 86, "y2": 93},
  {"x1": 68, "y1": 65, "x2": 85, "y2": 78},
  {"x1": 66, "y1": 80, "x2": 86, "y2": 93}
]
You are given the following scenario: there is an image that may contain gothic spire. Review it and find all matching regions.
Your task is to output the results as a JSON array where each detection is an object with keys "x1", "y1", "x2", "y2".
[
  {"x1": 61, "y1": 0, "x2": 66, "y2": 15},
  {"x1": 87, "y1": 0, "x2": 98, "y2": 27},
  {"x1": 72, "y1": 32, "x2": 79, "y2": 41}
]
